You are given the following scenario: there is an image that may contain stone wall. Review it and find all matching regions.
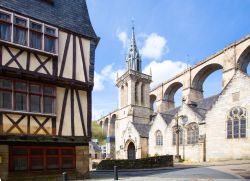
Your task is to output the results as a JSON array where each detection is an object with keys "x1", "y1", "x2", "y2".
[
  {"x1": 206, "y1": 71, "x2": 250, "y2": 161},
  {"x1": 76, "y1": 146, "x2": 89, "y2": 175},
  {"x1": 96, "y1": 155, "x2": 173, "y2": 170}
]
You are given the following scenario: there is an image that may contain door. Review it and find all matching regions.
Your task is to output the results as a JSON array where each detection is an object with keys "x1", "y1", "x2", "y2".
[{"x1": 127, "y1": 142, "x2": 136, "y2": 160}]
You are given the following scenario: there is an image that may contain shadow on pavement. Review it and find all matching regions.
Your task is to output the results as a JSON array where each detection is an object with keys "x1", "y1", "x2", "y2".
[{"x1": 89, "y1": 167, "x2": 193, "y2": 179}]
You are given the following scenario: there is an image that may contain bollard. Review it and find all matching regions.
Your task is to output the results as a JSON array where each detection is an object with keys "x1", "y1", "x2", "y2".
[
  {"x1": 62, "y1": 172, "x2": 68, "y2": 181},
  {"x1": 114, "y1": 166, "x2": 118, "y2": 180}
]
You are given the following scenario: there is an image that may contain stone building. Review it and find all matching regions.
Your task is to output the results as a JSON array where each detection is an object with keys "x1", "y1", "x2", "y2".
[
  {"x1": 0, "y1": 0, "x2": 99, "y2": 180},
  {"x1": 98, "y1": 26, "x2": 250, "y2": 162}
]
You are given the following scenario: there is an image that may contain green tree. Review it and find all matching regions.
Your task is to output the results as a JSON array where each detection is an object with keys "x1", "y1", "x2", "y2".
[{"x1": 92, "y1": 121, "x2": 106, "y2": 145}]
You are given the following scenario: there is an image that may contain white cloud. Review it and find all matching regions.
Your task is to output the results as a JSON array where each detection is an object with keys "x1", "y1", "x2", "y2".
[
  {"x1": 93, "y1": 64, "x2": 125, "y2": 92},
  {"x1": 94, "y1": 72, "x2": 105, "y2": 91},
  {"x1": 143, "y1": 60, "x2": 189, "y2": 88},
  {"x1": 116, "y1": 31, "x2": 129, "y2": 48},
  {"x1": 140, "y1": 33, "x2": 168, "y2": 60}
]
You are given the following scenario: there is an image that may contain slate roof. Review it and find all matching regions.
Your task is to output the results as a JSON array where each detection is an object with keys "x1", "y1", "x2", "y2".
[
  {"x1": 89, "y1": 141, "x2": 101, "y2": 152},
  {"x1": 160, "y1": 107, "x2": 180, "y2": 125},
  {"x1": 132, "y1": 123, "x2": 151, "y2": 138},
  {"x1": 189, "y1": 94, "x2": 219, "y2": 119},
  {"x1": 159, "y1": 95, "x2": 219, "y2": 124},
  {"x1": 0, "y1": 0, "x2": 98, "y2": 40}
]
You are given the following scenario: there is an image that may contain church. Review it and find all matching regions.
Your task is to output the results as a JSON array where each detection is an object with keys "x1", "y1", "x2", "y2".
[{"x1": 98, "y1": 27, "x2": 250, "y2": 162}]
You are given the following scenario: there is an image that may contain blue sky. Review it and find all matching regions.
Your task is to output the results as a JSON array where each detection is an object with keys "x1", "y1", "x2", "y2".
[{"x1": 86, "y1": 0, "x2": 250, "y2": 120}]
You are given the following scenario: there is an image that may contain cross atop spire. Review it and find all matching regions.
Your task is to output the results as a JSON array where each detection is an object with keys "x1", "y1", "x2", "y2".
[{"x1": 126, "y1": 23, "x2": 142, "y2": 72}]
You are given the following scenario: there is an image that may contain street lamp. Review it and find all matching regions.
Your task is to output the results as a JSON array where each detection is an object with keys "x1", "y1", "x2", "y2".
[{"x1": 174, "y1": 113, "x2": 188, "y2": 162}]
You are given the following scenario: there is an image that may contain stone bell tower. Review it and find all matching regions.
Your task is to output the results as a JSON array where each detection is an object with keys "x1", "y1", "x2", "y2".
[
  {"x1": 116, "y1": 26, "x2": 152, "y2": 124},
  {"x1": 114, "y1": 26, "x2": 152, "y2": 159}
]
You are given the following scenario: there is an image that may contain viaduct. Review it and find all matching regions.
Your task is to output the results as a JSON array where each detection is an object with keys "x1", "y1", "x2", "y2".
[{"x1": 97, "y1": 35, "x2": 250, "y2": 155}]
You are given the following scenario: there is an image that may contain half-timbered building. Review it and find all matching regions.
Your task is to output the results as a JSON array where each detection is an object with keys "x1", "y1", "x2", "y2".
[{"x1": 0, "y1": 0, "x2": 99, "y2": 180}]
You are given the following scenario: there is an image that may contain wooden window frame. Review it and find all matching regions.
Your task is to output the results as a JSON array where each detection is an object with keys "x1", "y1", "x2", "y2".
[
  {"x1": 43, "y1": 85, "x2": 56, "y2": 114},
  {"x1": 0, "y1": 8, "x2": 58, "y2": 55},
  {"x1": 14, "y1": 80, "x2": 28, "y2": 111},
  {"x1": 29, "y1": 21, "x2": 43, "y2": 50},
  {"x1": 9, "y1": 146, "x2": 76, "y2": 172},
  {"x1": 0, "y1": 77, "x2": 56, "y2": 115},
  {"x1": 0, "y1": 11, "x2": 12, "y2": 42},
  {"x1": 44, "y1": 25, "x2": 58, "y2": 53},
  {"x1": 0, "y1": 79, "x2": 13, "y2": 109},
  {"x1": 13, "y1": 15, "x2": 28, "y2": 46},
  {"x1": 29, "y1": 83, "x2": 42, "y2": 113}
]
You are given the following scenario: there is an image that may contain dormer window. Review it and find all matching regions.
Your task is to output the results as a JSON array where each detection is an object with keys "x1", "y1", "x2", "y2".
[
  {"x1": 0, "y1": 9, "x2": 58, "y2": 55},
  {"x1": 45, "y1": 26, "x2": 56, "y2": 53},
  {"x1": 30, "y1": 22, "x2": 43, "y2": 50},
  {"x1": 14, "y1": 16, "x2": 28, "y2": 45},
  {"x1": 0, "y1": 12, "x2": 11, "y2": 41}
]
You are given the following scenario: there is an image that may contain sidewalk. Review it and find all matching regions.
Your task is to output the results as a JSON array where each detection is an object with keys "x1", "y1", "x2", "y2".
[
  {"x1": 91, "y1": 159, "x2": 250, "y2": 173},
  {"x1": 176, "y1": 159, "x2": 250, "y2": 167}
]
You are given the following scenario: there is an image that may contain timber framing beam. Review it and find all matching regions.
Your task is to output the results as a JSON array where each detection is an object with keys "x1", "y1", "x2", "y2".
[
  {"x1": 0, "y1": 66, "x2": 93, "y2": 91},
  {"x1": 0, "y1": 135, "x2": 90, "y2": 146}
]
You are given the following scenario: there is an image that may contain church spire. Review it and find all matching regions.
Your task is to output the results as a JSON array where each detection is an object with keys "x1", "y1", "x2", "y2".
[{"x1": 126, "y1": 24, "x2": 142, "y2": 72}]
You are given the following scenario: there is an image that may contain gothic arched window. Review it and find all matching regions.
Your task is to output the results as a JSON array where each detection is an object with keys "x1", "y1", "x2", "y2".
[
  {"x1": 141, "y1": 83, "x2": 145, "y2": 106},
  {"x1": 155, "y1": 130, "x2": 163, "y2": 146},
  {"x1": 227, "y1": 107, "x2": 247, "y2": 139},
  {"x1": 135, "y1": 82, "x2": 139, "y2": 105},
  {"x1": 172, "y1": 126, "x2": 183, "y2": 145},
  {"x1": 187, "y1": 123, "x2": 199, "y2": 144}
]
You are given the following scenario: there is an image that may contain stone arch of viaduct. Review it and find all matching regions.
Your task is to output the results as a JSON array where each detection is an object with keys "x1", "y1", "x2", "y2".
[
  {"x1": 150, "y1": 35, "x2": 250, "y2": 112},
  {"x1": 98, "y1": 112, "x2": 118, "y2": 137}
]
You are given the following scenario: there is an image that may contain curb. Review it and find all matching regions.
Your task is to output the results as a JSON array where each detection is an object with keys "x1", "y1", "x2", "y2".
[{"x1": 91, "y1": 166, "x2": 199, "y2": 173}]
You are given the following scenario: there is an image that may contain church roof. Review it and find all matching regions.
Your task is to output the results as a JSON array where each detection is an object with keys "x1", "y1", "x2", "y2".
[
  {"x1": 160, "y1": 107, "x2": 180, "y2": 125},
  {"x1": 0, "y1": 0, "x2": 98, "y2": 41},
  {"x1": 188, "y1": 94, "x2": 219, "y2": 119},
  {"x1": 159, "y1": 95, "x2": 219, "y2": 124},
  {"x1": 89, "y1": 141, "x2": 102, "y2": 152},
  {"x1": 132, "y1": 123, "x2": 151, "y2": 138}
]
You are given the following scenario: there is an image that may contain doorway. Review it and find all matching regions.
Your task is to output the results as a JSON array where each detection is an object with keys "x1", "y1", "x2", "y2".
[{"x1": 127, "y1": 142, "x2": 136, "y2": 160}]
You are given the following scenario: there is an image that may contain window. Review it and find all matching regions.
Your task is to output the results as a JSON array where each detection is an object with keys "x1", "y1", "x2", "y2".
[
  {"x1": 30, "y1": 84, "x2": 41, "y2": 112},
  {"x1": 30, "y1": 22, "x2": 42, "y2": 50},
  {"x1": 0, "y1": 9, "x2": 58, "y2": 54},
  {"x1": 0, "y1": 79, "x2": 12, "y2": 109},
  {"x1": 141, "y1": 83, "x2": 144, "y2": 106},
  {"x1": 0, "y1": 12, "x2": 11, "y2": 41},
  {"x1": 227, "y1": 107, "x2": 247, "y2": 139},
  {"x1": 15, "y1": 81, "x2": 27, "y2": 111},
  {"x1": 135, "y1": 82, "x2": 139, "y2": 105},
  {"x1": 14, "y1": 16, "x2": 27, "y2": 45},
  {"x1": 44, "y1": 26, "x2": 56, "y2": 53},
  {"x1": 155, "y1": 130, "x2": 163, "y2": 146},
  {"x1": 172, "y1": 126, "x2": 183, "y2": 145},
  {"x1": 187, "y1": 123, "x2": 199, "y2": 144},
  {"x1": 10, "y1": 146, "x2": 75, "y2": 172},
  {"x1": 43, "y1": 86, "x2": 55, "y2": 113},
  {"x1": 0, "y1": 78, "x2": 55, "y2": 114}
]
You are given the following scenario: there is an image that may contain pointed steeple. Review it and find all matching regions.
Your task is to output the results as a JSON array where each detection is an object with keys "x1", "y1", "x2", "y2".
[{"x1": 126, "y1": 24, "x2": 142, "y2": 72}]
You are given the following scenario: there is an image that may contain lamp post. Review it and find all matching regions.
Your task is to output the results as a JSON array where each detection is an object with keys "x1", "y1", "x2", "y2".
[
  {"x1": 181, "y1": 116, "x2": 188, "y2": 161},
  {"x1": 175, "y1": 113, "x2": 188, "y2": 162}
]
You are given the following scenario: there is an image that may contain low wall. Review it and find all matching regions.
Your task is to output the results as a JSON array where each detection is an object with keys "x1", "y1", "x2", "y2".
[{"x1": 96, "y1": 155, "x2": 173, "y2": 170}]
